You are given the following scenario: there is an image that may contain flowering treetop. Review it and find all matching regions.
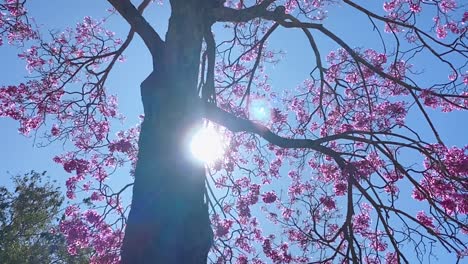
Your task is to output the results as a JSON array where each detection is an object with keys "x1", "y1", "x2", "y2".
[{"x1": 1, "y1": 0, "x2": 467, "y2": 263}]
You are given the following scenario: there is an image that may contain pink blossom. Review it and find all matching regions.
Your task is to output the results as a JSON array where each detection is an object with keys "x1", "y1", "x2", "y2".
[
  {"x1": 420, "y1": 89, "x2": 439, "y2": 108},
  {"x1": 384, "y1": 183, "x2": 399, "y2": 195},
  {"x1": 90, "y1": 191, "x2": 104, "y2": 201},
  {"x1": 439, "y1": 0, "x2": 457, "y2": 13},
  {"x1": 108, "y1": 139, "x2": 133, "y2": 153},
  {"x1": 262, "y1": 191, "x2": 277, "y2": 204},
  {"x1": 410, "y1": 4, "x2": 421, "y2": 13},
  {"x1": 442, "y1": 146, "x2": 468, "y2": 176},
  {"x1": 236, "y1": 255, "x2": 248, "y2": 264},
  {"x1": 441, "y1": 198, "x2": 457, "y2": 214},
  {"x1": 18, "y1": 116, "x2": 42, "y2": 135},
  {"x1": 236, "y1": 197, "x2": 252, "y2": 218},
  {"x1": 383, "y1": 1, "x2": 395, "y2": 12},
  {"x1": 282, "y1": 208, "x2": 293, "y2": 220},
  {"x1": 412, "y1": 189, "x2": 426, "y2": 201},
  {"x1": 353, "y1": 212, "x2": 371, "y2": 234},
  {"x1": 84, "y1": 210, "x2": 102, "y2": 225},
  {"x1": 51, "y1": 124, "x2": 60, "y2": 136},
  {"x1": 436, "y1": 26, "x2": 447, "y2": 39},
  {"x1": 319, "y1": 196, "x2": 336, "y2": 210},
  {"x1": 334, "y1": 181, "x2": 347, "y2": 196},
  {"x1": 416, "y1": 211, "x2": 435, "y2": 229},
  {"x1": 215, "y1": 218, "x2": 234, "y2": 237},
  {"x1": 63, "y1": 158, "x2": 89, "y2": 175},
  {"x1": 371, "y1": 236, "x2": 387, "y2": 251},
  {"x1": 248, "y1": 184, "x2": 260, "y2": 205},
  {"x1": 385, "y1": 252, "x2": 398, "y2": 264}
]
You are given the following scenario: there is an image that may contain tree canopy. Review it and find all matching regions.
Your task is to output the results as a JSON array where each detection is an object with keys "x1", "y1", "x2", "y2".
[
  {"x1": 0, "y1": 0, "x2": 467, "y2": 263},
  {"x1": 0, "y1": 171, "x2": 90, "y2": 263}
]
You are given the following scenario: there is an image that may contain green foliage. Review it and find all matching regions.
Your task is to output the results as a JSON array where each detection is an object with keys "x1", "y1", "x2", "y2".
[{"x1": 0, "y1": 171, "x2": 90, "y2": 264}]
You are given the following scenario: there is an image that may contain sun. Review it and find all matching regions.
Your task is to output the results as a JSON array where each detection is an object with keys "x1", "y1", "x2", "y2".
[{"x1": 189, "y1": 124, "x2": 227, "y2": 164}]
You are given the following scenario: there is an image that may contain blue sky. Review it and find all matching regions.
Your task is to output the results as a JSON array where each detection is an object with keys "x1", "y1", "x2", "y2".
[{"x1": 1, "y1": 1, "x2": 466, "y2": 263}]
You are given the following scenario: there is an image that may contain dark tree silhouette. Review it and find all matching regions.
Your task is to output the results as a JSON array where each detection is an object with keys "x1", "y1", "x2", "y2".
[{"x1": 0, "y1": 0, "x2": 467, "y2": 263}]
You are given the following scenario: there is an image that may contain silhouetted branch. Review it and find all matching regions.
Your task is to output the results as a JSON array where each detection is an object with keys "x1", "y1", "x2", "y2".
[
  {"x1": 107, "y1": 0, "x2": 164, "y2": 65},
  {"x1": 213, "y1": 0, "x2": 283, "y2": 22}
]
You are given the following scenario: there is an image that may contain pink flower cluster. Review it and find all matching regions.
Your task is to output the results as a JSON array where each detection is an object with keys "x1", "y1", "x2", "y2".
[
  {"x1": 60, "y1": 206, "x2": 123, "y2": 263},
  {"x1": 213, "y1": 215, "x2": 234, "y2": 238},
  {"x1": 0, "y1": 0, "x2": 37, "y2": 46},
  {"x1": 412, "y1": 145, "x2": 468, "y2": 214},
  {"x1": 383, "y1": 0, "x2": 466, "y2": 39}
]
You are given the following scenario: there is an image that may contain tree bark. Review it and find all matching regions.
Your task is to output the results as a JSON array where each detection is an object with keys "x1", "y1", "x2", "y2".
[{"x1": 121, "y1": 1, "x2": 213, "y2": 263}]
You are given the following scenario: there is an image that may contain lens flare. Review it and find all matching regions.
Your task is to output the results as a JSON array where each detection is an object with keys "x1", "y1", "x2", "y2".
[{"x1": 249, "y1": 98, "x2": 271, "y2": 123}]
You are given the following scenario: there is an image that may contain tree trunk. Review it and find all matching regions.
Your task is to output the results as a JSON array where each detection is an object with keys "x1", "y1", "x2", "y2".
[{"x1": 121, "y1": 1, "x2": 213, "y2": 263}]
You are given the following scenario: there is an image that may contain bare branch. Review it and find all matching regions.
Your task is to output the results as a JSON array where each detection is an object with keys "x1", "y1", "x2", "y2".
[
  {"x1": 204, "y1": 102, "x2": 322, "y2": 150},
  {"x1": 212, "y1": 0, "x2": 283, "y2": 23},
  {"x1": 107, "y1": 0, "x2": 164, "y2": 66}
]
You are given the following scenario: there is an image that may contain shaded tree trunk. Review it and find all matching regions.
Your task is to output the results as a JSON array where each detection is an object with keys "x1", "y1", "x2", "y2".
[{"x1": 121, "y1": 1, "x2": 213, "y2": 263}]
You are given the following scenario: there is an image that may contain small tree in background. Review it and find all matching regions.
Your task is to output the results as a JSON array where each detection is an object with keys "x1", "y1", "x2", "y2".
[
  {"x1": 0, "y1": 171, "x2": 90, "y2": 263},
  {"x1": 1, "y1": 0, "x2": 467, "y2": 263}
]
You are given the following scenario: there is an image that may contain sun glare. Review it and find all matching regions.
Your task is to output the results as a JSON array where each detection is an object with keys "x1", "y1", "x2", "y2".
[{"x1": 189, "y1": 124, "x2": 227, "y2": 164}]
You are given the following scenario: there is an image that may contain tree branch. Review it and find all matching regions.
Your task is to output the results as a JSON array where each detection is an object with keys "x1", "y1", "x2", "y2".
[
  {"x1": 202, "y1": 26, "x2": 216, "y2": 103},
  {"x1": 107, "y1": 0, "x2": 164, "y2": 66},
  {"x1": 212, "y1": 0, "x2": 281, "y2": 22},
  {"x1": 203, "y1": 102, "x2": 322, "y2": 150}
]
